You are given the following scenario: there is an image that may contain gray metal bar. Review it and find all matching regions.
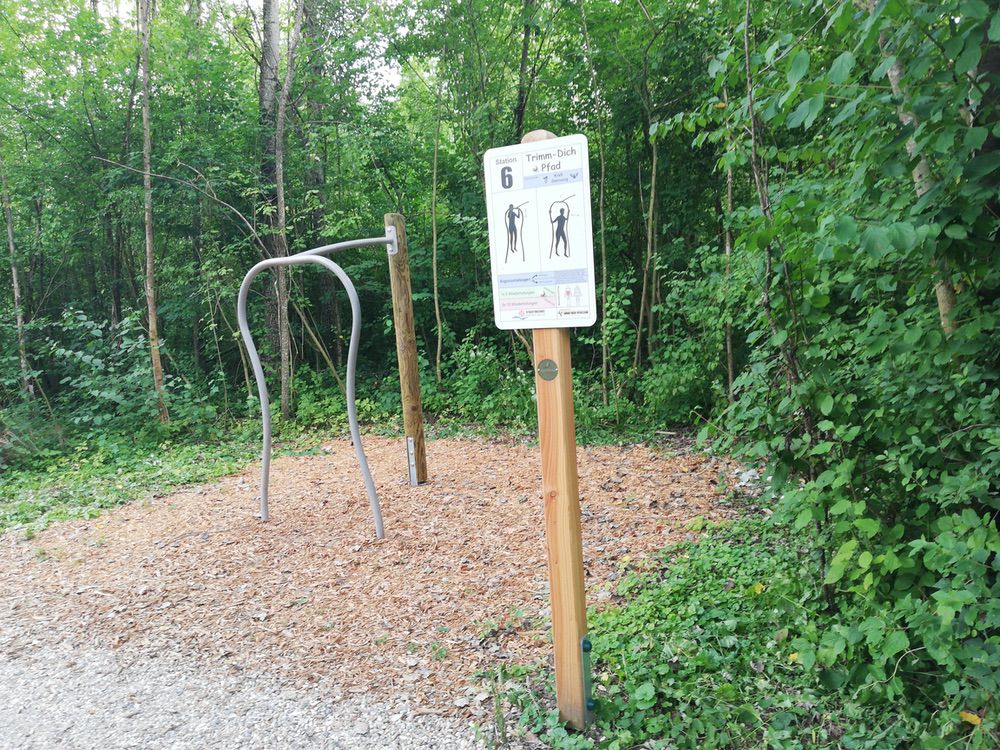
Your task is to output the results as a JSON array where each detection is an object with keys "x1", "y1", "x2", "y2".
[
  {"x1": 237, "y1": 253, "x2": 384, "y2": 539},
  {"x1": 297, "y1": 235, "x2": 396, "y2": 258}
]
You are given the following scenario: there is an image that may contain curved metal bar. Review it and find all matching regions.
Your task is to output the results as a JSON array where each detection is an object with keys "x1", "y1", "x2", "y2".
[
  {"x1": 297, "y1": 235, "x2": 394, "y2": 258},
  {"x1": 237, "y1": 254, "x2": 384, "y2": 539}
]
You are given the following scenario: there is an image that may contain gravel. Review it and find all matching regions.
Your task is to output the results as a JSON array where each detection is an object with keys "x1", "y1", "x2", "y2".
[{"x1": 0, "y1": 634, "x2": 487, "y2": 750}]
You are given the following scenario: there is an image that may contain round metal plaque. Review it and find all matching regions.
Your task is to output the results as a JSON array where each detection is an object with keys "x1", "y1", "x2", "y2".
[{"x1": 537, "y1": 359, "x2": 559, "y2": 381}]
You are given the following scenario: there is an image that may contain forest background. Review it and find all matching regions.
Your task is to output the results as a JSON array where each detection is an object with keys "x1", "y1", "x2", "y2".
[{"x1": 0, "y1": 0, "x2": 997, "y2": 747}]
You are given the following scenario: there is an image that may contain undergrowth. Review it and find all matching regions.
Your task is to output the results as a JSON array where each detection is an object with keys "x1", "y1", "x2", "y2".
[{"x1": 495, "y1": 519, "x2": 996, "y2": 749}]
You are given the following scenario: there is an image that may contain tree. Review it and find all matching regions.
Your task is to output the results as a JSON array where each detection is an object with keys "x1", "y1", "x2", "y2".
[
  {"x1": 0, "y1": 150, "x2": 33, "y2": 400},
  {"x1": 139, "y1": 0, "x2": 168, "y2": 422}
]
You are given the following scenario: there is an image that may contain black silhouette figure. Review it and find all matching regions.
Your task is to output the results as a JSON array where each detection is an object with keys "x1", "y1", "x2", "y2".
[
  {"x1": 549, "y1": 201, "x2": 571, "y2": 258},
  {"x1": 505, "y1": 203, "x2": 526, "y2": 262}
]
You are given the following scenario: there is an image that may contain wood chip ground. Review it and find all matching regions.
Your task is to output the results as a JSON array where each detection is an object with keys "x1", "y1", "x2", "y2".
[{"x1": 0, "y1": 435, "x2": 740, "y2": 716}]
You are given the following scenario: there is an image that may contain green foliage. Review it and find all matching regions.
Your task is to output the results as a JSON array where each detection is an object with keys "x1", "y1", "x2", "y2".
[
  {"x1": 0, "y1": 432, "x2": 260, "y2": 533},
  {"x1": 505, "y1": 520, "x2": 996, "y2": 748},
  {"x1": 681, "y1": 0, "x2": 1000, "y2": 745},
  {"x1": 433, "y1": 332, "x2": 536, "y2": 430}
]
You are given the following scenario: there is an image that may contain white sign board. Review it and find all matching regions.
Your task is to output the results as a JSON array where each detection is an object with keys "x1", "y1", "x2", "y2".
[{"x1": 483, "y1": 134, "x2": 597, "y2": 330}]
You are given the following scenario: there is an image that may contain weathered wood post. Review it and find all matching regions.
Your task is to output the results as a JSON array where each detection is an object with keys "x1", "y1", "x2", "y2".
[{"x1": 384, "y1": 213, "x2": 428, "y2": 485}]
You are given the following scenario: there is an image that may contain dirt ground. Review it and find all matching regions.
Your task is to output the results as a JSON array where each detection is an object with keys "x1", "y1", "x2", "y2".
[{"x1": 0, "y1": 435, "x2": 742, "y2": 718}]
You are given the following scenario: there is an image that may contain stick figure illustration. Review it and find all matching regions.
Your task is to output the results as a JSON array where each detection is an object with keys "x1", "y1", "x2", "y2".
[
  {"x1": 549, "y1": 197, "x2": 572, "y2": 258},
  {"x1": 504, "y1": 203, "x2": 527, "y2": 263}
]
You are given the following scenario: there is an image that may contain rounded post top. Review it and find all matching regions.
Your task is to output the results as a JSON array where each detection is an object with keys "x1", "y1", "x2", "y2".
[{"x1": 521, "y1": 129, "x2": 558, "y2": 144}]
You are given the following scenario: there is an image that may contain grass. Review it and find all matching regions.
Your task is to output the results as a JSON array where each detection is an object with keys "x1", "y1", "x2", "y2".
[
  {"x1": 0, "y1": 419, "x2": 350, "y2": 534},
  {"x1": 0, "y1": 433, "x2": 259, "y2": 534}
]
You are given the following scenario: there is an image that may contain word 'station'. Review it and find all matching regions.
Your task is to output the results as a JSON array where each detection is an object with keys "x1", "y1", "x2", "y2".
[{"x1": 483, "y1": 134, "x2": 597, "y2": 330}]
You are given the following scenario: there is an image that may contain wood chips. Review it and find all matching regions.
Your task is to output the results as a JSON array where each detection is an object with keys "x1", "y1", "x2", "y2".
[{"x1": 0, "y1": 435, "x2": 739, "y2": 715}]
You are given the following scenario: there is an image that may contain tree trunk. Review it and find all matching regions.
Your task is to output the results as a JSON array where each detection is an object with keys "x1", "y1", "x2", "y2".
[
  {"x1": 140, "y1": 0, "x2": 168, "y2": 422},
  {"x1": 27, "y1": 195, "x2": 41, "y2": 316},
  {"x1": 511, "y1": 0, "x2": 535, "y2": 141},
  {"x1": 1, "y1": 155, "x2": 33, "y2": 400},
  {"x1": 110, "y1": 216, "x2": 123, "y2": 327},
  {"x1": 722, "y1": 85, "x2": 735, "y2": 404},
  {"x1": 191, "y1": 205, "x2": 204, "y2": 373},
  {"x1": 259, "y1": 0, "x2": 281, "y2": 396},
  {"x1": 580, "y1": 0, "x2": 609, "y2": 404},
  {"x1": 867, "y1": 1, "x2": 957, "y2": 335},
  {"x1": 431, "y1": 97, "x2": 444, "y2": 384},
  {"x1": 633, "y1": 142, "x2": 657, "y2": 371},
  {"x1": 272, "y1": 0, "x2": 305, "y2": 420}
]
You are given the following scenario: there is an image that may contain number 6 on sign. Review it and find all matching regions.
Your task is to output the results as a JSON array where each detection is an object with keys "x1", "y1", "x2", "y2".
[{"x1": 501, "y1": 166, "x2": 513, "y2": 189}]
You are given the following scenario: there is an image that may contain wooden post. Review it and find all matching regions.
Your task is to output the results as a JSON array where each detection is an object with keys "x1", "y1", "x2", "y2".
[
  {"x1": 384, "y1": 213, "x2": 428, "y2": 484},
  {"x1": 522, "y1": 129, "x2": 589, "y2": 730},
  {"x1": 533, "y1": 328, "x2": 588, "y2": 729}
]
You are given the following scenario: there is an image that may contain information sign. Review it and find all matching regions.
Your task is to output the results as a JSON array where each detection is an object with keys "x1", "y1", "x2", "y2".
[{"x1": 483, "y1": 134, "x2": 597, "y2": 330}]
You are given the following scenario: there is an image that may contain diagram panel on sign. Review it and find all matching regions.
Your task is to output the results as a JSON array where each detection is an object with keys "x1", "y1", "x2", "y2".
[{"x1": 483, "y1": 134, "x2": 597, "y2": 330}]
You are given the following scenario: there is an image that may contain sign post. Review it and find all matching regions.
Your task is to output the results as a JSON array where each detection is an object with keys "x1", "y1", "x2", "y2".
[{"x1": 484, "y1": 129, "x2": 594, "y2": 730}]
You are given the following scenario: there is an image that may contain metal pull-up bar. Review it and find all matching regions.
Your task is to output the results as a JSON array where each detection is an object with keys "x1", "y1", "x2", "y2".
[
  {"x1": 236, "y1": 215, "x2": 427, "y2": 540},
  {"x1": 237, "y1": 247, "x2": 386, "y2": 538}
]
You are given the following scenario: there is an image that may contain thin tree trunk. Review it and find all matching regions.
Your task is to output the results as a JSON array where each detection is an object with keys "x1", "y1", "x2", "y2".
[
  {"x1": 722, "y1": 84, "x2": 735, "y2": 403},
  {"x1": 28, "y1": 195, "x2": 41, "y2": 316},
  {"x1": 633, "y1": 142, "x2": 657, "y2": 371},
  {"x1": 866, "y1": 1, "x2": 957, "y2": 334},
  {"x1": 272, "y1": 0, "x2": 305, "y2": 419},
  {"x1": 191, "y1": 205, "x2": 204, "y2": 372},
  {"x1": 431, "y1": 97, "x2": 444, "y2": 384},
  {"x1": 580, "y1": 0, "x2": 609, "y2": 404},
  {"x1": 511, "y1": 0, "x2": 535, "y2": 140},
  {"x1": 110, "y1": 217, "x2": 123, "y2": 327},
  {"x1": 1, "y1": 156, "x2": 33, "y2": 400},
  {"x1": 139, "y1": 0, "x2": 168, "y2": 422},
  {"x1": 259, "y1": 0, "x2": 281, "y2": 403}
]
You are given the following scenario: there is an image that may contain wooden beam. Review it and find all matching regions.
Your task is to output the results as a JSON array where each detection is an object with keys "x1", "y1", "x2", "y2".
[
  {"x1": 532, "y1": 326, "x2": 588, "y2": 730},
  {"x1": 384, "y1": 213, "x2": 428, "y2": 484}
]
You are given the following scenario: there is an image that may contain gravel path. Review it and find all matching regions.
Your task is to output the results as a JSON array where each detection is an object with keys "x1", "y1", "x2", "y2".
[{"x1": 0, "y1": 635, "x2": 486, "y2": 750}]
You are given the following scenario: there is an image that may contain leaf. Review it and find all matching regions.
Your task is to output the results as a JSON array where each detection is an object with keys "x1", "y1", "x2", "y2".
[
  {"x1": 824, "y1": 562, "x2": 846, "y2": 584},
  {"x1": 833, "y1": 539, "x2": 858, "y2": 562},
  {"x1": 817, "y1": 392, "x2": 834, "y2": 416},
  {"x1": 861, "y1": 226, "x2": 890, "y2": 259},
  {"x1": 964, "y1": 127, "x2": 988, "y2": 151},
  {"x1": 854, "y1": 518, "x2": 880, "y2": 536},
  {"x1": 965, "y1": 151, "x2": 1000, "y2": 179},
  {"x1": 828, "y1": 51, "x2": 855, "y2": 84},
  {"x1": 960, "y1": 710, "x2": 982, "y2": 726},
  {"x1": 872, "y1": 55, "x2": 896, "y2": 81},
  {"x1": 633, "y1": 682, "x2": 656, "y2": 709},
  {"x1": 888, "y1": 222, "x2": 917, "y2": 251},
  {"x1": 882, "y1": 630, "x2": 909, "y2": 659},
  {"x1": 955, "y1": 41, "x2": 982, "y2": 76},
  {"x1": 787, "y1": 98, "x2": 812, "y2": 128},
  {"x1": 834, "y1": 215, "x2": 858, "y2": 242},
  {"x1": 991, "y1": 12, "x2": 1000, "y2": 41},
  {"x1": 794, "y1": 508, "x2": 814, "y2": 530},
  {"x1": 830, "y1": 499, "x2": 851, "y2": 515},
  {"x1": 961, "y1": 1, "x2": 989, "y2": 20},
  {"x1": 804, "y1": 94, "x2": 825, "y2": 128},
  {"x1": 787, "y1": 48, "x2": 810, "y2": 87},
  {"x1": 944, "y1": 224, "x2": 968, "y2": 239}
]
